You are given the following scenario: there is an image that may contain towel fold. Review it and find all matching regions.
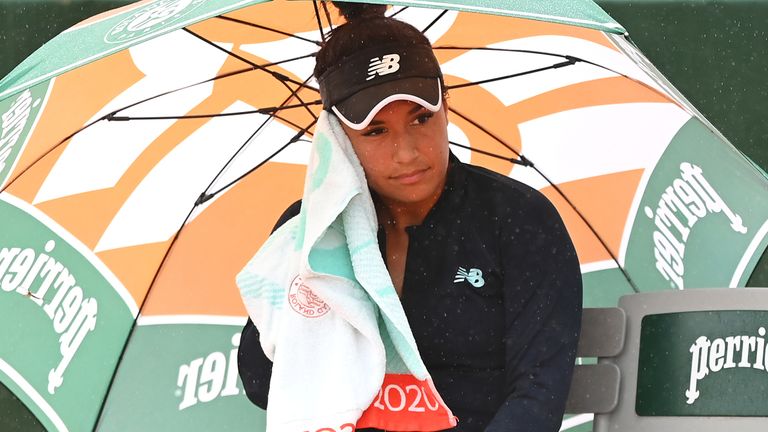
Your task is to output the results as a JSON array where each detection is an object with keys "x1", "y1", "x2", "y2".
[{"x1": 237, "y1": 111, "x2": 456, "y2": 431}]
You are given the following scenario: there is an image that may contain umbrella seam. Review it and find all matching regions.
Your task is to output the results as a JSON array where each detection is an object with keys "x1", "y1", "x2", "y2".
[
  {"x1": 0, "y1": 0, "x2": 267, "y2": 101},
  {"x1": 381, "y1": 0, "x2": 624, "y2": 33}
]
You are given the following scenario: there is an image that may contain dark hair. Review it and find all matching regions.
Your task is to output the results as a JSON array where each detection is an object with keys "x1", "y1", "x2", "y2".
[{"x1": 314, "y1": 2, "x2": 443, "y2": 93}]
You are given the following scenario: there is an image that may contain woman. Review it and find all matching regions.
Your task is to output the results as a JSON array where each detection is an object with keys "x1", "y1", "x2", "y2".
[{"x1": 239, "y1": 3, "x2": 582, "y2": 431}]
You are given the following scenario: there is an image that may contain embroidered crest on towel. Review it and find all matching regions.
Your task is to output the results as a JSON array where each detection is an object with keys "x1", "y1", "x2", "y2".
[{"x1": 288, "y1": 275, "x2": 330, "y2": 318}]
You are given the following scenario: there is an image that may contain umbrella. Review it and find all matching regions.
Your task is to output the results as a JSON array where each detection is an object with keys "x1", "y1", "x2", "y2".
[{"x1": 1, "y1": 0, "x2": 766, "y2": 430}]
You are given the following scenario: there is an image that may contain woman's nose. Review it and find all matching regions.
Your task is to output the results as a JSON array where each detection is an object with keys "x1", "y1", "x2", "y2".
[{"x1": 392, "y1": 133, "x2": 418, "y2": 163}]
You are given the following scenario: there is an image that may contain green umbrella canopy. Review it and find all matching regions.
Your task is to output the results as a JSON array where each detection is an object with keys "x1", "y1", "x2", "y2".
[{"x1": 0, "y1": 0, "x2": 624, "y2": 101}]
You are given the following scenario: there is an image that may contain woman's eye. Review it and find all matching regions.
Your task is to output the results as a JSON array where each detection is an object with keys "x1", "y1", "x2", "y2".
[
  {"x1": 362, "y1": 127, "x2": 386, "y2": 137},
  {"x1": 412, "y1": 112, "x2": 434, "y2": 125}
]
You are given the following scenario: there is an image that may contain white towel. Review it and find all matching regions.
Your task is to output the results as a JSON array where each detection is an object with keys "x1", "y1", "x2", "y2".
[{"x1": 237, "y1": 111, "x2": 456, "y2": 431}]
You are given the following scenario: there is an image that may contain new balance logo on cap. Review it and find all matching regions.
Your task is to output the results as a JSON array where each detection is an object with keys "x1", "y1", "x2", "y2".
[{"x1": 367, "y1": 54, "x2": 401, "y2": 80}]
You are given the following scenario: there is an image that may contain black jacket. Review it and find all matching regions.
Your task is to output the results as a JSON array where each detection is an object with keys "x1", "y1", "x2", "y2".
[{"x1": 238, "y1": 156, "x2": 582, "y2": 431}]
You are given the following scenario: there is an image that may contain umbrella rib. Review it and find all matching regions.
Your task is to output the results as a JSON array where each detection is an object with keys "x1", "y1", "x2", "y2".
[
  {"x1": 183, "y1": 28, "x2": 318, "y2": 122},
  {"x1": 574, "y1": 55, "x2": 681, "y2": 106},
  {"x1": 110, "y1": 110, "x2": 313, "y2": 135},
  {"x1": 0, "y1": 116, "x2": 104, "y2": 195},
  {"x1": 290, "y1": 82, "x2": 319, "y2": 122},
  {"x1": 197, "y1": 73, "x2": 319, "y2": 205},
  {"x1": 108, "y1": 100, "x2": 322, "y2": 122},
  {"x1": 446, "y1": 58, "x2": 576, "y2": 91},
  {"x1": 112, "y1": 52, "x2": 319, "y2": 116},
  {"x1": 449, "y1": 106, "x2": 640, "y2": 293},
  {"x1": 320, "y1": 0, "x2": 335, "y2": 32},
  {"x1": 116, "y1": 66, "x2": 253, "y2": 113},
  {"x1": 449, "y1": 107, "x2": 520, "y2": 156},
  {"x1": 533, "y1": 170, "x2": 640, "y2": 293},
  {"x1": 215, "y1": 15, "x2": 322, "y2": 46},
  {"x1": 448, "y1": 141, "x2": 528, "y2": 166},
  {"x1": 421, "y1": 9, "x2": 448, "y2": 34},
  {"x1": 0, "y1": 66, "x2": 253, "y2": 194},
  {"x1": 434, "y1": 45, "x2": 573, "y2": 59},
  {"x1": 203, "y1": 118, "x2": 318, "y2": 204},
  {"x1": 438, "y1": 45, "x2": 628, "y2": 77},
  {"x1": 437, "y1": 45, "x2": 678, "y2": 106},
  {"x1": 312, "y1": 0, "x2": 327, "y2": 42},
  {"x1": 183, "y1": 28, "x2": 317, "y2": 94},
  {"x1": 389, "y1": 6, "x2": 409, "y2": 18},
  {"x1": 263, "y1": 52, "x2": 318, "y2": 69}
]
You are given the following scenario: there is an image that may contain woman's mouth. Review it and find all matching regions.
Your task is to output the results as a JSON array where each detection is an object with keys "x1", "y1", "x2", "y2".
[{"x1": 392, "y1": 168, "x2": 429, "y2": 185}]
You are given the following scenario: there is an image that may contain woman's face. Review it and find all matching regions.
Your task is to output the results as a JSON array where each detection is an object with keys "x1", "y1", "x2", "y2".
[{"x1": 340, "y1": 100, "x2": 450, "y2": 209}]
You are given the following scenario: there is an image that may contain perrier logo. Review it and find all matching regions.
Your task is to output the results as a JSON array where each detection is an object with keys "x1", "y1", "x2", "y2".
[
  {"x1": 644, "y1": 162, "x2": 747, "y2": 289},
  {"x1": 104, "y1": 0, "x2": 206, "y2": 44},
  {"x1": 0, "y1": 82, "x2": 48, "y2": 188},
  {"x1": 0, "y1": 196, "x2": 135, "y2": 432},
  {"x1": 637, "y1": 311, "x2": 768, "y2": 417},
  {"x1": 0, "y1": 239, "x2": 98, "y2": 394},
  {"x1": 687, "y1": 327, "x2": 768, "y2": 405}
]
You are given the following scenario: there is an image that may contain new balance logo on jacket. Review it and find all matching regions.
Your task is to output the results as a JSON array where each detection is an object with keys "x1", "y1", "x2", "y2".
[{"x1": 454, "y1": 267, "x2": 485, "y2": 288}]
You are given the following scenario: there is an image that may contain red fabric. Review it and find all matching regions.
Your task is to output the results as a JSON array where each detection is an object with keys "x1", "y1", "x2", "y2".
[{"x1": 356, "y1": 374, "x2": 457, "y2": 431}]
